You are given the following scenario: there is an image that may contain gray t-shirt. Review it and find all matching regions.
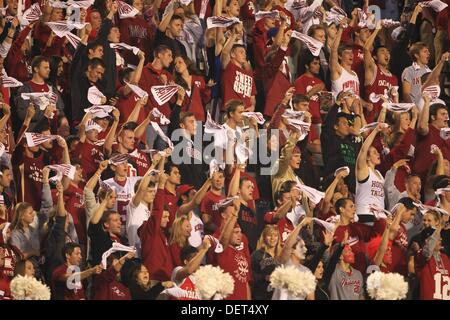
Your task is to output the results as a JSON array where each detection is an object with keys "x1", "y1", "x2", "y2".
[
  {"x1": 328, "y1": 265, "x2": 364, "y2": 300},
  {"x1": 401, "y1": 64, "x2": 432, "y2": 106}
]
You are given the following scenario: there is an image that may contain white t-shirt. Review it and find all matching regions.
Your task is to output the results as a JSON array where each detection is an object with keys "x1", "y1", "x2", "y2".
[
  {"x1": 126, "y1": 201, "x2": 151, "y2": 258},
  {"x1": 103, "y1": 177, "x2": 140, "y2": 235}
]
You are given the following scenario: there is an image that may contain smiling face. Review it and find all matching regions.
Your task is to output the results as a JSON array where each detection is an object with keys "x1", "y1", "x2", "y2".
[
  {"x1": 87, "y1": 65, "x2": 105, "y2": 83},
  {"x1": 423, "y1": 212, "x2": 439, "y2": 229},
  {"x1": 51, "y1": 8, "x2": 64, "y2": 21},
  {"x1": 264, "y1": 228, "x2": 279, "y2": 249},
  {"x1": 105, "y1": 212, "x2": 122, "y2": 235},
  {"x1": 313, "y1": 29, "x2": 326, "y2": 45},
  {"x1": 180, "y1": 115, "x2": 197, "y2": 136},
  {"x1": 24, "y1": 260, "x2": 35, "y2": 277},
  {"x1": 182, "y1": 219, "x2": 192, "y2": 237},
  {"x1": 168, "y1": 166, "x2": 181, "y2": 185},
  {"x1": 174, "y1": 56, "x2": 188, "y2": 74},
  {"x1": 21, "y1": 207, "x2": 35, "y2": 225}
]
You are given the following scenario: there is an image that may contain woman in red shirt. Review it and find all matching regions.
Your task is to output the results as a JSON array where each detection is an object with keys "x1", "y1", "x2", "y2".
[
  {"x1": 173, "y1": 55, "x2": 211, "y2": 122},
  {"x1": 169, "y1": 215, "x2": 192, "y2": 267}
]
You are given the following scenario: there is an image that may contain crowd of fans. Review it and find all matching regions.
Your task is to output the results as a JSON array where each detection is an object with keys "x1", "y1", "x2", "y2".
[{"x1": 0, "y1": 0, "x2": 449, "y2": 300}]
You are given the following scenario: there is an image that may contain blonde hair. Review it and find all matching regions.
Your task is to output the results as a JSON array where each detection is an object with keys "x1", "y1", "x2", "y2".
[
  {"x1": 170, "y1": 215, "x2": 190, "y2": 247},
  {"x1": 10, "y1": 202, "x2": 33, "y2": 232},
  {"x1": 256, "y1": 225, "x2": 282, "y2": 258}
]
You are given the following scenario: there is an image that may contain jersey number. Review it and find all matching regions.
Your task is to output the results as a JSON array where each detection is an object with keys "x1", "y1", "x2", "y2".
[{"x1": 433, "y1": 273, "x2": 450, "y2": 300}]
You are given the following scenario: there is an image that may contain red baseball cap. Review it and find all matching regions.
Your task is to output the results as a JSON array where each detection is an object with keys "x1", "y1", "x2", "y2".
[{"x1": 177, "y1": 185, "x2": 194, "y2": 196}]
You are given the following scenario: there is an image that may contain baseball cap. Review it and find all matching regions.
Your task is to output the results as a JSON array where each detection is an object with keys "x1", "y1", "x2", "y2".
[{"x1": 177, "y1": 184, "x2": 194, "y2": 196}]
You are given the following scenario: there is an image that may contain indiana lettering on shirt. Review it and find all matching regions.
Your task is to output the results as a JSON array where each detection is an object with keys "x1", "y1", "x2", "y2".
[
  {"x1": 342, "y1": 80, "x2": 359, "y2": 94},
  {"x1": 370, "y1": 181, "x2": 385, "y2": 197},
  {"x1": 129, "y1": 25, "x2": 148, "y2": 39},
  {"x1": 378, "y1": 80, "x2": 393, "y2": 87},
  {"x1": 233, "y1": 71, "x2": 253, "y2": 98},
  {"x1": 234, "y1": 251, "x2": 250, "y2": 282},
  {"x1": 340, "y1": 278, "x2": 361, "y2": 294}
]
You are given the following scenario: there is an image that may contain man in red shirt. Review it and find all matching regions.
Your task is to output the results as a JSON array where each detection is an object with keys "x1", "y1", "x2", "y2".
[
  {"x1": 211, "y1": 200, "x2": 252, "y2": 300},
  {"x1": 295, "y1": 53, "x2": 325, "y2": 126},
  {"x1": 415, "y1": 223, "x2": 450, "y2": 300},
  {"x1": 138, "y1": 45, "x2": 174, "y2": 149},
  {"x1": 415, "y1": 99, "x2": 450, "y2": 184},
  {"x1": 163, "y1": 161, "x2": 181, "y2": 228},
  {"x1": 74, "y1": 110, "x2": 118, "y2": 180},
  {"x1": 139, "y1": 172, "x2": 174, "y2": 281},
  {"x1": 5, "y1": 21, "x2": 35, "y2": 83},
  {"x1": 51, "y1": 243, "x2": 102, "y2": 300},
  {"x1": 201, "y1": 170, "x2": 226, "y2": 234},
  {"x1": 15, "y1": 55, "x2": 65, "y2": 132},
  {"x1": 221, "y1": 23, "x2": 256, "y2": 112}
]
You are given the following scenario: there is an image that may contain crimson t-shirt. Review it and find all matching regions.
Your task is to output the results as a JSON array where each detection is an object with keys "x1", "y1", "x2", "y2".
[
  {"x1": 221, "y1": 62, "x2": 256, "y2": 111},
  {"x1": 64, "y1": 184, "x2": 86, "y2": 245},
  {"x1": 200, "y1": 191, "x2": 225, "y2": 231},
  {"x1": 74, "y1": 141, "x2": 104, "y2": 180},
  {"x1": 294, "y1": 74, "x2": 324, "y2": 124},
  {"x1": 213, "y1": 236, "x2": 252, "y2": 300},
  {"x1": 51, "y1": 264, "x2": 86, "y2": 300}
]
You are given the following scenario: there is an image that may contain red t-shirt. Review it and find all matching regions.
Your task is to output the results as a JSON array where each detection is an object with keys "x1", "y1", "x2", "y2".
[
  {"x1": 116, "y1": 87, "x2": 147, "y2": 127},
  {"x1": 51, "y1": 264, "x2": 86, "y2": 300},
  {"x1": 221, "y1": 62, "x2": 256, "y2": 110},
  {"x1": 179, "y1": 75, "x2": 210, "y2": 122},
  {"x1": 139, "y1": 64, "x2": 174, "y2": 121},
  {"x1": 213, "y1": 236, "x2": 252, "y2": 300},
  {"x1": 92, "y1": 267, "x2": 131, "y2": 300},
  {"x1": 169, "y1": 242, "x2": 183, "y2": 267},
  {"x1": 129, "y1": 149, "x2": 151, "y2": 177},
  {"x1": 138, "y1": 189, "x2": 173, "y2": 281},
  {"x1": 264, "y1": 211, "x2": 294, "y2": 245},
  {"x1": 74, "y1": 141, "x2": 104, "y2": 180},
  {"x1": 200, "y1": 191, "x2": 225, "y2": 231},
  {"x1": 21, "y1": 153, "x2": 45, "y2": 210},
  {"x1": 294, "y1": 74, "x2": 324, "y2": 124},
  {"x1": 391, "y1": 223, "x2": 408, "y2": 276},
  {"x1": 413, "y1": 125, "x2": 450, "y2": 182},
  {"x1": 118, "y1": 16, "x2": 154, "y2": 66},
  {"x1": 417, "y1": 252, "x2": 450, "y2": 300},
  {"x1": 164, "y1": 188, "x2": 179, "y2": 228},
  {"x1": 64, "y1": 184, "x2": 86, "y2": 245}
]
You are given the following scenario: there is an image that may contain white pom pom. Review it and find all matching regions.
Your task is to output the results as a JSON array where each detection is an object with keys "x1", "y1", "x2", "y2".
[
  {"x1": 270, "y1": 265, "x2": 316, "y2": 298},
  {"x1": 192, "y1": 265, "x2": 235, "y2": 300},
  {"x1": 367, "y1": 272, "x2": 408, "y2": 300},
  {"x1": 10, "y1": 275, "x2": 51, "y2": 300}
]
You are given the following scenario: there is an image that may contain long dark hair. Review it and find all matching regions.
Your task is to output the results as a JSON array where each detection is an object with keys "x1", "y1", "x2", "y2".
[
  {"x1": 174, "y1": 55, "x2": 200, "y2": 90},
  {"x1": 48, "y1": 55, "x2": 63, "y2": 88}
]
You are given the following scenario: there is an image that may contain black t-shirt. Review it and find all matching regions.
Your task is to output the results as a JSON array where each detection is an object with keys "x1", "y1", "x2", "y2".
[
  {"x1": 87, "y1": 222, "x2": 127, "y2": 265},
  {"x1": 250, "y1": 248, "x2": 277, "y2": 300},
  {"x1": 155, "y1": 29, "x2": 187, "y2": 58},
  {"x1": 238, "y1": 203, "x2": 258, "y2": 253}
]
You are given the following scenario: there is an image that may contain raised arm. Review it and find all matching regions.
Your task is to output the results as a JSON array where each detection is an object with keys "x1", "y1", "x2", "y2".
[
  {"x1": 363, "y1": 21, "x2": 381, "y2": 85},
  {"x1": 130, "y1": 51, "x2": 146, "y2": 85},
  {"x1": 174, "y1": 238, "x2": 211, "y2": 282},
  {"x1": 0, "y1": 103, "x2": 11, "y2": 131},
  {"x1": 131, "y1": 156, "x2": 161, "y2": 207},
  {"x1": 279, "y1": 217, "x2": 312, "y2": 265},
  {"x1": 322, "y1": 170, "x2": 348, "y2": 213},
  {"x1": 373, "y1": 218, "x2": 392, "y2": 266},
  {"x1": 227, "y1": 165, "x2": 242, "y2": 197},
  {"x1": 103, "y1": 108, "x2": 120, "y2": 157},
  {"x1": 219, "y1": 201, "x2": 239, "y2": 249},
  {"x1": 90, "y1": 192, "x2": 111, "y2": 225},
  {"x1": 356, "y1": 124, "x2": 382, "y2": 181},
  {"x1": 78, "y1": 112, "x2": 92, "y2": 143},
  {"x1": 417, "y1": 93, "x2": 431, "y2": 136},
  {"x1": 126, "y1": 96, "x2": 147, "y2": 124},
  {"x1": 158, "y1": 5, "x2": 175, "y2": 32},
  {"x1": 220, "y1": 27, "x2": 239, "y2": 69},
  {"x1": 56, "y1": 182, "x2": 66, "y2": 217},
  {"x1": 422, "y1": 52, "x2": 450, "y2": 88},
  {"x1": 330, "y1": 25, "x2": 343, "y2": 79},
  {"x1": 177, "y1": 179, "x2": 212, "y2": 216}
]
